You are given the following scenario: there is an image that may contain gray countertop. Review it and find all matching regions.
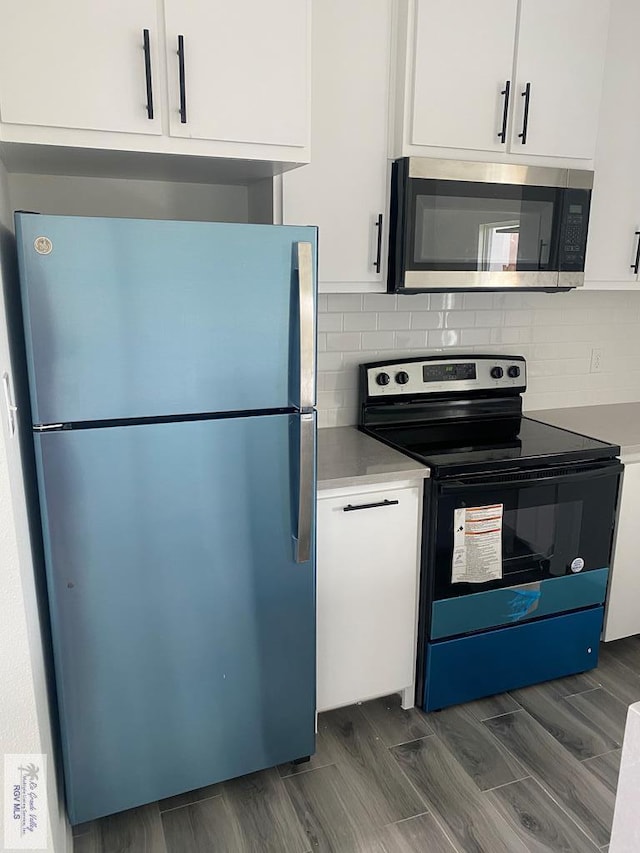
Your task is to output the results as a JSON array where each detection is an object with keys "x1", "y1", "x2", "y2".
[
  {"x1": 529, "y1": 402, "x2": 640, "y2": 459},
  {"x1": 317, "y1": 427, "x2": 430, "y2": 490}
]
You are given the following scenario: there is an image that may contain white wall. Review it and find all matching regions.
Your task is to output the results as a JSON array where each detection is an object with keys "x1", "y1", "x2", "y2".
[
  {"x1": 0, "y1": 162, "x2": 70, "y2": 852},
  {"x1": 317, "y1": 289, "x2": 640, "y2": 426},
  {"x1": 7, "y1": 172, "x2": 249, "y2": 222}
]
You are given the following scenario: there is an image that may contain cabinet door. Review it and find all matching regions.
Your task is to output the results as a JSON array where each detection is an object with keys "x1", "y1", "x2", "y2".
[
  {"x1": 411, "y1": 0, "x2": 518, "y2": 152},
  {"x1": 585, "y1": 0, "x2": 640, "y2": 286},
  {"x1": 164, "y1": 0, "x2": 309, "y2": 148},
  {"x1": 604, "y1": 462, "x2": 640, "y2": 642},
  {"x1": 317, "y1": 486, "x2": 420, "y2": 712},
  {"x1": 0, "y1": 0, "x2": 162, "y2": 135},
  {"x1": 511, "y1": 0, "x2": 610, "y2": 159},
  {"x1": 284, "y1": 0, "x2": 391, "y2": 286}
]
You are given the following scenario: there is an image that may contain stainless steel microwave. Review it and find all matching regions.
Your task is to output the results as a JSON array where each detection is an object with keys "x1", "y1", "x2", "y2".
[{"x1": 388, "y1": 158, "x2": 593, "y2": 293}]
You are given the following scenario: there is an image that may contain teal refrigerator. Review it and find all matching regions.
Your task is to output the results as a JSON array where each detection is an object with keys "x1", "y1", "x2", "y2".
[{"x1": 15, "y1": 213, "x2": 317, "y2": 824}]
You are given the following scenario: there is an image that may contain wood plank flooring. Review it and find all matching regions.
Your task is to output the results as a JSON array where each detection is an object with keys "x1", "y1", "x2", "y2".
[{"x1": 74, "y1": 639, "x2": 635, "y2": 852}]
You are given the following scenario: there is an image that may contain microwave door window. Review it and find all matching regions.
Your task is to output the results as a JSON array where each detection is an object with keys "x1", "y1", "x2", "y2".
[{"x1": 410, "y1": 182, "x2": 558, "y2": 272}]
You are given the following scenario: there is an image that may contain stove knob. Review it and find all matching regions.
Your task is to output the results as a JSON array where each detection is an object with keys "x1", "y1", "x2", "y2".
[
  {"x1": 490, "y1": 366, "x2": 504, "y2": 379},
  {"x1": 376, "y1": 372, "x2": 391, "y2": 386},
  {"x1": 508, "y1": 365, "x2": 521, "y2": 379},
  {"x1": 395, "y1": 371, "x2": 410, "y2": 385}
]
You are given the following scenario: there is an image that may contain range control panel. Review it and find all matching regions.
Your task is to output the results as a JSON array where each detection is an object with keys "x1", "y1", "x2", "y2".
[{"x1": 365, "y1": 356, "x2": 526, "y2": 398}]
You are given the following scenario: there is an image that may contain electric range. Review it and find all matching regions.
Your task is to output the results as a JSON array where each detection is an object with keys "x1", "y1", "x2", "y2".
[{"x1": 359, "y1": 354, "x2": 622, "y2": 711}]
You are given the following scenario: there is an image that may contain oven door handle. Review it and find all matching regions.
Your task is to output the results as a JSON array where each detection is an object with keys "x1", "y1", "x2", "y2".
[{"x1": 439, "y1": 462, "x2": 623, "y2": 494}]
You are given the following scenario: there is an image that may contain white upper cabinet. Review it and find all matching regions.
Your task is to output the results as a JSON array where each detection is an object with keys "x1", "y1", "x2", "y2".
[
  {"x1": 0, "y1": 0, "x2": 310, "y2": 178},
  {"x1": 511, "y1": 0, "x2": 610, "y2": 159},
  {"x1": 284, "y1": 0, "x2": 392, "y2": 289},
  {"x1": 410, "y1": 0, "x2": 518, "y2": 153},
  {"x1": 585, "y1": 0, "x2": 640, "y2": 288},
  {"x1": 395, "y1": 0, "x2": 611, "y2": 161},
  {"x1": 164, "y1": 0, "x2": 309, "y2": 148},
  {"x1": 0, "y1": 0, "x2": 162, "y2": 135}
]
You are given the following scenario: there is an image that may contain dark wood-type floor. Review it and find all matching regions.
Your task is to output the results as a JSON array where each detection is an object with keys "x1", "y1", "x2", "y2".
[{"x1": 73, "y1": 636, "x2": 640, "y2": 852}]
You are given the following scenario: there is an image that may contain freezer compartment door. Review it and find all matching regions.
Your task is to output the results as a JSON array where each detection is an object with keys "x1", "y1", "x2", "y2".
[
  {"x1": 16, "y1": 214, "x2": 317, "y2": 424},
  {"x1": 35, "y1": 413, "x2": 316, "y2": 823}
]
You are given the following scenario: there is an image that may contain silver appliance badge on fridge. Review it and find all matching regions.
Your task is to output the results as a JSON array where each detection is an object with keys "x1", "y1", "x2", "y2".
[{"x1": 34, "y1": 236, "x2": 53, "y2": 255}]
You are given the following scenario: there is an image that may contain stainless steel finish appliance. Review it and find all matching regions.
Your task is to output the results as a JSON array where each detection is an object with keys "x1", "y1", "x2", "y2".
[
  {"x1": 359, "y1": 355, "x2": 621, "y2": 712},
  {"x1": 388, "y1": 157, "x2": 594, "y2": 292}
]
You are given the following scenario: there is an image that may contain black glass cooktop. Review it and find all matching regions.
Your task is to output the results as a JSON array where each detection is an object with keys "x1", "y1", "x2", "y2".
[{"x1": 366, "y1": 416, "x2": 619, "y2": 477}]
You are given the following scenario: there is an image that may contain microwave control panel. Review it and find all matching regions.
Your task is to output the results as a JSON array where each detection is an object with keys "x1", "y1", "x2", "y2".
[{"x1": 559, "y1": 189, "x2": 590, "y2": 270}]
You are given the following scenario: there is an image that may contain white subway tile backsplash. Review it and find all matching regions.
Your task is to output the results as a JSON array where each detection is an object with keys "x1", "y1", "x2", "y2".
[
  {"x1": 394, "y1": 330, "x2": 428, "y2": 349},
  {"x1": 396, "y1": 294, "x2": 430, "y2": 310},
  {"x1": 444, "y1": 311, "x2": 476, "y2": 329},
  {"x1": 463, "y1": 292, "x2": 495, "y2": 309},
  {"x1": 410, "y1": 311, "x2": 444, "y2": 330},
  {"x1": 343, "y1": 312, "x2": 378, "y2": 331},
  {"x1": 475, "y1": 310, "x2": 504, "y2": 327},
  {"x1": 428, "y1": 329, "x2": 460, "y2": 348},
  {"x1": 316, "y1": 290, "x2": 640, "y2": 426},
  {"x1": 504, "y1": 310, "x2": 533, "y2": 327},
  {"x1": 361, "y1": 331, "x2": 396, "y2": 350},
  {"x1": 317, "y1": 352, "x2": 343, "y2": 371},
  {"x1": 363, "y1": 293, "x2": 397, "y2": 312},
  {"x1": 318, "y1": 313, "x2": 343, "y2": 332},
  {"x1": 460, "y1": 327, "x2": 492, "y2": 346},
  {"x1": 429, "y1": 293, "x2": 465, "y2": 310},
  {"x1": 378, "y1": 312, "x2": 411, "y2": 330},
  {"x1": 326, "y1": 294, "x2": 363, "y2": 312},
  {"x1": 326, "y1": 332, "x2": 361, "y2": 352}
]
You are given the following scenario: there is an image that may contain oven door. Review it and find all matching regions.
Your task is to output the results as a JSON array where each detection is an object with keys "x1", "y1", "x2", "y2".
[
  {"x1": 430, "y1": 461, "x2": 621, "y2": 603},
  {"x1": 388, "y1": 159, "x2": 590, "y2": 292}
]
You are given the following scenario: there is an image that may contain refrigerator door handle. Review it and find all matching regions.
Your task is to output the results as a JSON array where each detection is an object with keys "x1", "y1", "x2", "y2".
[
  {"x1": 295, "y1": 241, "x2": 315, "y2": 410},
  {"x1": 2, "y1": 372, "x2": 17, "y2": 437},
  {"x1": 295, "y1": 412, "x2": 315, "y2": 563}
]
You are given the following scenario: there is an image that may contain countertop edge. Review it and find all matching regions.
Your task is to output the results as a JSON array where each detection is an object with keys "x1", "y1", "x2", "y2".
[{"x1": 318, "y1": 469, "x2": 430, "y2": 492}]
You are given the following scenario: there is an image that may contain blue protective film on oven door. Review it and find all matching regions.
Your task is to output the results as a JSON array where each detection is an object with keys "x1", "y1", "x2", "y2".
[
  {"x1": 424, "y1": 606, "x2": 604, "y2": 712},
  {"x1": 430, "y1": 568, "x2": 609, "y2": 639}
]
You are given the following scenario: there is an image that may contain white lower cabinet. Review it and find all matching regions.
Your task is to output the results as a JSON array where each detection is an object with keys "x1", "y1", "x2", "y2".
[
  {"x1": 604, "y1": 460, "x2": 640, "y2": 641},
  {"x1": 316, "y1": 481, "x2": 422, "y2": 712}
]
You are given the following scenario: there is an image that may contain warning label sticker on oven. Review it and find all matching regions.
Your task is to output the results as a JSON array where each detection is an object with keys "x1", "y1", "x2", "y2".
[{"x1": 452, "y1": 504, "x2": 503, "y2": 584}]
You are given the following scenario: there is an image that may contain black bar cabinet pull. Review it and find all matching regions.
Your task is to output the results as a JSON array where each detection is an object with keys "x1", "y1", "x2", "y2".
[
  {"x1": 518, "y1": 82, "x2": 531, "y2": 145},
  {"x1": 142, "y1": 29, "x2": 154, "y2": 120},
  {"x1": 498, "y1": 80, "x2": 510, "y2": 143},
  {"x1": 632, "y1": 231, "x2": 640, "y2": 275},
  {"x1": 374, "y1": 213, "x2": 383, "y2": 273},
  {"x1": 177, "y1": 35, "x2": 187, "y2": 124},
  {"x1": 343, "y1": 499, "x2": 399, "y2": 512}
]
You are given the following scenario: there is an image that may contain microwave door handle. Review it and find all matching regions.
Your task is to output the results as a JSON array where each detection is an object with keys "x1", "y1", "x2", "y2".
[{"x1": 537, "y1": 239, "x2": 547, "y2": 270}]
